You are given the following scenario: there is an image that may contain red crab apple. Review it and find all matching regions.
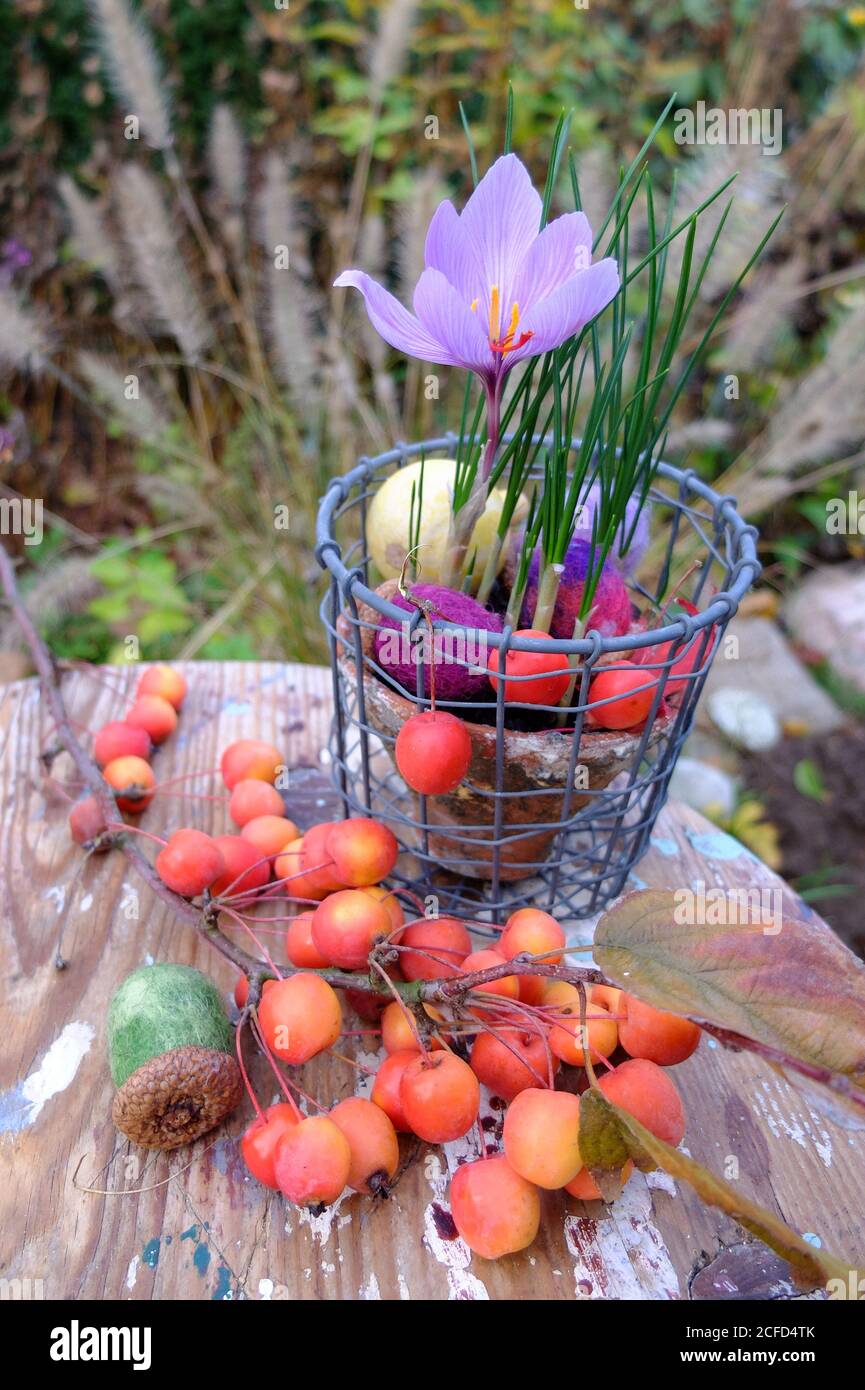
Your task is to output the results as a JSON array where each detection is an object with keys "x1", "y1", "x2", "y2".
[
  {"x1": 136, "y1": 664, "x2": 187, "y2": 710},
  {"x1": 395, "y1": 710, "x2": 471, "y2": 795},
  {"x1": 155, "y1": 828, "x2": 225, "y2": 897},
  {"x1": 503, "y1": 1087, "x2": 583, "y2": 1189},
  {"x1": 93, "y1": 720, "x2": 151, "y2": 768},
  {"x1": 450, "y1": 1155, "x2": 540, "y2": 1259},
  {"x1": 361, "y1": 885, "x2": 404, "y2": 932},
  {"x1": 618, "y1": 994, "x2": 701, "y2": 1067},
  {"x1": 274, "y1": 822, "x2": 342, "y2": 898},
  {"x1": 228, "y1": 779, "x2": 285, "y2": 827},
  {"x1": 589, "y1": 662, "x2": 658, "y2": 730},
  {"x1": 598, "y1": 1058, "x2": 686, "y2": 1146},
  {"x1": 488, "y1": 629, "x2": 570, "y2": 705},
  {"x1": 543, "y1": 981, "x2": 618, "y2": 1067},
  {"x1": 565, "y1": 1159, "x2": 634, "y2": 1202},
  {"x1": 125, "y1": 693, "x2": 177, "y2": 744},
  {"x1": 637, "y1": 598, "x2": 716, "y2": 697},
  {"x1": 240, "y1": 814, "x2": 299, "y2": 862},
  {"x1": 343, "y1": 987, "x2": 388, "y2": 1022},
  {"x1": 469, "y1": 1028, "x2": 558, "y2": 1100},
  {"x1": 399, "y1": 1051, "x2": 480, "y2": 1143},
  {"x1": 233, "y1": 976, "x2": 276, "y2": 1010},
  {"x1": 220, "y1": 739, "x2": 283, "y2": 790},
  {"x1": 325, "y1": 817, "x2": 399, "y2": 886},
  {"x1": 102, "y1": 754, "x2": 156, "y2": 814},
  {"x1": 329, "y1": 1096, "x2": 399, "y2": 1194},
  {"x1": 274, "y1": 1116, "x2": 350, "y2": 1207},
  {"x1": 69, "y1": 795, "x2": 110, "y2": 849},
  {"x1": 396, "y1": 917, "x2": 472, "y2": 982},
  {"x1": 371, "y1": 1050, "x2": 416, "y2": 1132},
  {"x1": 311, "y1": 889, "x2": 391, "y2": 970},
  {"x1": 285, "y1": 911, "x2": 331, "y2": 969},
  {"x1": 209, "y1": 834, "x2": 271, "y2": 897},
  {"x1": 242, "y1": 1103, "x2": 299, "y2": 1188},
  {"x1": 380, "y1": 1000, "x2": 443, "y2": 1055},
  {"x1": 258, "y1": 973, "x2": 342, "y2": 1064},
  {"x1": 498, "y1": 907, "x2": 566, "y2": 1005}
]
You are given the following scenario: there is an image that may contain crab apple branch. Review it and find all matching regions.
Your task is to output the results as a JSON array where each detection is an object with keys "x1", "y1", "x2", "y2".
[
  {"x1": 0, "y1": 542, "x2": 607, "y2": 1003},
  {"x1": 0, "y1": 543, "x2": 260, "y2": 972}
]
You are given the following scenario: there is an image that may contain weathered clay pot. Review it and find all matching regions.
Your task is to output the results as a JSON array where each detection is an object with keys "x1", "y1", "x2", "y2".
[{"x1": 338, "y1": 583, "x2": 674, "y2": 881}]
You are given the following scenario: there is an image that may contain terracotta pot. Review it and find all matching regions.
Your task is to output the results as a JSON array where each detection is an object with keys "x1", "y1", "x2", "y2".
[{"x1": 338, "y1": 583, "x2": 674, "y2": 881}]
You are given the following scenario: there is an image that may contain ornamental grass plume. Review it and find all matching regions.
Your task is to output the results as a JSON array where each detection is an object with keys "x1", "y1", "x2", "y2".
[
  {"x1": 88, "y1": 0, "x2": 173, "y2": 152},
  {"x1": 0, "y1": 285, "x2": 51, "y2": 373}
]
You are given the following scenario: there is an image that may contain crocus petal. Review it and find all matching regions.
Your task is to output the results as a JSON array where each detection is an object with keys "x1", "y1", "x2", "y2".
[
  {"x1": 334, "y1": 269, "x2": 456, "y2": 365},
  {"x1": 506, "y1": 258, "x2": 620, "y2": 365},
  {"x1": 424, "y1": 200, "x2": 483, "y2": 301},
  {"x1": 413, "y1": 268, "x2": 493, "y2": 376},
  {"x1": 513, "y1": 211, "x2": 593, "y2": 308},
  {"x1": 459, "y1": 154, "x2": 542, "y2": 307}
]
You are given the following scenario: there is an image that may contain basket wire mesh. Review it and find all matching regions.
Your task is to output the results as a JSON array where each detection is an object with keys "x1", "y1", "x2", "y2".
[{"x1": 316, "y1": 436, "x2": 760, "y2": 926}]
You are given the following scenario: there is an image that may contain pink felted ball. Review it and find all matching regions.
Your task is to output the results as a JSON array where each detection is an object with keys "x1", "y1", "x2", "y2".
[
  {"x1": 374, "y1": 583, "x2": 503, "y2": 701},
  {"x1": 519, "y1": 538, "x2": 633, "y2": 639}
]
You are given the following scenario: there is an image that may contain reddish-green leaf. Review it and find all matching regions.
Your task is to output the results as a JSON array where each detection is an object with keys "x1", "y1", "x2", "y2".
[{"x1": 595, "y1": 889, "x2": 865, "y2": 1088}]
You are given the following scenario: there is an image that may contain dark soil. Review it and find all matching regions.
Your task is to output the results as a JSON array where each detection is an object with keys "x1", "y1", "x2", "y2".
[{"x1": 742, "y1": 726, "x2": 865, "y2": 959}]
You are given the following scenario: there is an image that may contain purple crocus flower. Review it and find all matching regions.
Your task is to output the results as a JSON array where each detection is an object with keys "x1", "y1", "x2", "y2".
[{"x1": 334, "y1": 154, "x2": 619, "y2": 393}]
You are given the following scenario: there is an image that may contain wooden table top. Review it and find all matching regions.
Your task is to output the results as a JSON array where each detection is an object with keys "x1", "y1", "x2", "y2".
[{"x1": 1, "y1": 660, "x2": 862, "y2": 1301}]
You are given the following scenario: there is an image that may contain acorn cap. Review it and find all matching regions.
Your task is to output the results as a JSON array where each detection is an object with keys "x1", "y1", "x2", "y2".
[{"x1": 112, "y1": 1044, "x2": 243, "y2": 1149}]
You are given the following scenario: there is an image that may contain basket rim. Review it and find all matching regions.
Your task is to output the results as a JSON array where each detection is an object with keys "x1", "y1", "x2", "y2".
[{"x1": 315, "y1": 435, "x2": 760, "y2": 656}]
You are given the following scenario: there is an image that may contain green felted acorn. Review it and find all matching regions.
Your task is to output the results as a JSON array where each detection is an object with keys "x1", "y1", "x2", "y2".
[{"x1": 108, "y1": 963, "x2": 242, "y2": 1150}]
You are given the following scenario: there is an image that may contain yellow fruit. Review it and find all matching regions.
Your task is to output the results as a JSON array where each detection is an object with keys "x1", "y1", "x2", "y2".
[{"x1": 367, "y1": 458, "x2": 514, "y2": 594}]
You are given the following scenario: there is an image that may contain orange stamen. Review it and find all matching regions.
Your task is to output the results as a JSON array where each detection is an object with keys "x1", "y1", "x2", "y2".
[
  {"x1": 489, "y1": 299, "x2": 532, "y2": 356},
  {"x1": 488, "y1": 285, "x2": 500, "y2": 342}
]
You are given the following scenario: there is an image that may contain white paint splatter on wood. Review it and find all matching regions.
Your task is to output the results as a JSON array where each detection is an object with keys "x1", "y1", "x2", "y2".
[
  {"x1": 20, "y1": 1020, "x2": 95, "y2": 1127},
  {"x1": 564, "y1": 1174, "x2": 680, "y2": 1300}
]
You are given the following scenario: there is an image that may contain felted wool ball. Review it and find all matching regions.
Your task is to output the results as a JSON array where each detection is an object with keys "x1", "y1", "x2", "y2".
[
  {"x1": 107, "y1": 963, "x2": 243, "y2": 1150},
  {"x1": 108, "y1": 962, "x2": 234, "y2": 1088},
  {"x1": 519, "y1": 537, "x2": 633, "y2": 639},
  {"x1": 574, "y1": 486, "x2": 651, "y2": 576},
  {"x1": 374, "y1": 583, "x2": 503, "y2": 701},
  {"x1": 366, "y1": 459, "x2": 515, "y2": 595}
]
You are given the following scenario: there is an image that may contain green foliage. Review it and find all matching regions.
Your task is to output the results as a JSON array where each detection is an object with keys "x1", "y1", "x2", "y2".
[
  {"x1": 12, "y1": 1, "x2": 97, "y2": 168},
  {"x1": 107, "y1": 963, "x2": 233, "y2": 1088},
  {"x1": 165, "y1": 0, "x2": 261, "y2": 143},
  {"x1": 9, "y1": 0, "x2": 862, "y2": 190},
  {"x1": 793, "y1": 757, "x2": 829, "y2": 803},
  {"x1": 0, "y1": 5, "x2": 21, "y2": 150},
  {"x1": 87, "y1": 542, "x2": 195, "y2": 655}
]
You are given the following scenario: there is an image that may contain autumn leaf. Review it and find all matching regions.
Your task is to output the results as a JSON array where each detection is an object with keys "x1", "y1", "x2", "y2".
[
  {"x1": 595, "y1": 890, "x2": 865, "y2": 1089},
  {"x1": 726, "y1": 798, "x2": 782, "y2": 870}
]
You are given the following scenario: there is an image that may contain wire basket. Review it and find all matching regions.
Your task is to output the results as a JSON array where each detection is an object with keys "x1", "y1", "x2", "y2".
[{"x1": 316, "y1": 435, "x2": 760, "y2": 925}]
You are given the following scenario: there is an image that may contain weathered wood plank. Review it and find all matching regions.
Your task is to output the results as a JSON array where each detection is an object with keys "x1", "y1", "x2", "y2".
[{"x1": 0, "y1": 662, "x2": 862, "y2": 1301}]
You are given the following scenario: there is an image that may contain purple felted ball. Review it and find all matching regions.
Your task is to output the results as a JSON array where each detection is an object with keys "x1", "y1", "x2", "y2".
[
  {"x1": 374, "y1": 583, "x2": 503, "y2": 701},
  {"x1": 575, "y1": 486, "x2": 651, "y2": 576},
  {"x1": 519, "y1": 537, "x2": 633, "y2": 639}
]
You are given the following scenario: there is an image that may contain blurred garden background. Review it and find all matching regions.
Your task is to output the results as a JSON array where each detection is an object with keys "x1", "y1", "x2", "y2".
[{"x1": 2, "y1": 0, "x2": 865, "y2": 948}]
